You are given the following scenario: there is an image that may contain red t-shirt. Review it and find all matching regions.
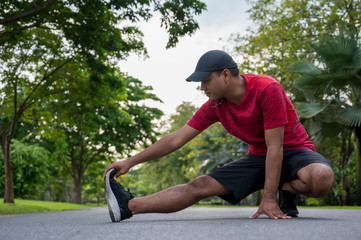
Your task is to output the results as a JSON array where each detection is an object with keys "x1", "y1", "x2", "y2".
[{"x1": 187, "y1": 74, "x2": 315, "y2": 155}]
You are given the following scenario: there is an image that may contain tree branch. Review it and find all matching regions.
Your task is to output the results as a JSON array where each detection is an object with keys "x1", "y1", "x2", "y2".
[
  {"x1": 0, "y1": 22, "x2": 41, "y2": 38},
  {"x1": 61, "y1": 157, "x2": 74, "y2": 180},
  {"x1": 69, "y1": 146, "x2": 77, "y2": 179},
  {"x1": 0, "y1": 57, "x2": 25, "y2": 137},
  {"x1": 0, "y1": 0, "x2": 54, "y2": 25},
  {"x1": 0, "y1": 59, "x2": 69, "y2": 138},
  {"x1": 8, "y1": 77, "x2": 19, "y2": 141},
  {"x1": 84, "y1": 148, "x2": 106, "y2": 172},
  {"x1": 19, "y1": 59, "x2": 70, "y2": 116}
]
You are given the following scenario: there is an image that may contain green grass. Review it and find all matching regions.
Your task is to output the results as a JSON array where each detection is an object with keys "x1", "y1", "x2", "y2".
[
  {"x1": 0, "y1": 198, "x2": 105, "y2": 215},
  {"x1": 194, "y1": 204, "x2": 361, "y2": 209},
  {"x1": 2, "y1": 199, "x2": 360, "y2": 215},
  {"x1": 300, "y1": 206, "x2": 361, "y2": 209}
]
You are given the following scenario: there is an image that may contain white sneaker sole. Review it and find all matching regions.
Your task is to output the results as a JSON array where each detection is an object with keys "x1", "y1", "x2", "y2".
[{"x1": 105, "y1": 169, "x2": 121, "y2": 222}]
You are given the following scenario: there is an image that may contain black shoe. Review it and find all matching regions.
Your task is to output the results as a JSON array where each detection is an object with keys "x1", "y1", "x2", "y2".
[
  {"x1": 279, "y1": 190, "x2": 299, "y2": 217},
  {"x1": 104, "y1": 168, "x2": 134, "y2": 222}
]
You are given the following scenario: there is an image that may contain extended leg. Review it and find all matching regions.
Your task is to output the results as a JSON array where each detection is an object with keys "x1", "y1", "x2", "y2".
[{"x1": 129, "y1": 175, "x2": 230, "y2": 214}]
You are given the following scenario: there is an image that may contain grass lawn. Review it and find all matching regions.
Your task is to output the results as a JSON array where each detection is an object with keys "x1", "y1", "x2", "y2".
[
  {"x1": 194, "y1": 204, "x2": 361, "y2": 209},
  {"x1": 2, "y1": 199, "x2": 360, "y2": 215},
  {"x1": 0, "y1": 198, "x2": 105, "y2": 215}
]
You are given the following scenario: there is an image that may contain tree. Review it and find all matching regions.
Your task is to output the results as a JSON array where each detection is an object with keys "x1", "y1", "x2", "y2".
[
  {"x1": 40, "y1": 67, "x2": 163, "y2": 203},
  {"x1": 188, "y1": 122, "x2": 244, "y2": 175},
  {"x1": 229, "y1": 0, "x2": 361, "y2": 90},
  {"x1": 0, "y1": 0, "x2": 206, "y2": 48},
  {"x1": 289, "y1": 30, "x2": 361, "y2": 205},
  {"x1": 127, "y1": 102, "x2": 198, "y2": 195},
  {"x1": 0, "y1": 0, "x2": 206, "y2": 203},
  {"x1": 82, "y1": 160, "x2": 109, "y2": 205},
  {"x1": 228, "y1": 0, "x2": 361, "y2": 206},
  {"x1": 0, "y1": 28, "x2": 68, "y2": 203},
  {"x1": 0, "y1": 138, "x2": 50, "y2": 200}
]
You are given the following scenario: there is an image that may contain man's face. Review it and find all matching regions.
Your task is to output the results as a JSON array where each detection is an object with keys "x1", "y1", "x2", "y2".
[{"x1": 200, "y1": 71, "x2": 226, "y2": 101}]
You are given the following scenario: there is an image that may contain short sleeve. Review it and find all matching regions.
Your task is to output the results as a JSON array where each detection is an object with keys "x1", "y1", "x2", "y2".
[
  {"x1": 187, "y1": 101, "x2": 218, "y2": 131},
  {"x1": 260, "y1": 83, "x2": 288, "y2": 129}
]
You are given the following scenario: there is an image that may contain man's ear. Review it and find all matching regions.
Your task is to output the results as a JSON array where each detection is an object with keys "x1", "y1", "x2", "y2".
[{"x1": 223, "y1": 69, "x2": 231, "y2": 84}]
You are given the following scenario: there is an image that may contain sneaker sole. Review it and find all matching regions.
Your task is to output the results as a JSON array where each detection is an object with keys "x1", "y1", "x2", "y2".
[
  {"x1": 105, "y1": 170, "x2": 121, "y2": 222},
  {"x1": 281, "y1": 208, "x2": 299, "y2": 217},
  {"x1": 286, "y1": 210, "x2": 299, "y2": 217}
]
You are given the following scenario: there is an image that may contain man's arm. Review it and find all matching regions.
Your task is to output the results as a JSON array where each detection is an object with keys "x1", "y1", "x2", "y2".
[
  {"x1": 103, "y1": 124, "x2": 201, "y2": 179},
  {"x1": 250, "y1": 125, "x2": 290, "y2": 219}
]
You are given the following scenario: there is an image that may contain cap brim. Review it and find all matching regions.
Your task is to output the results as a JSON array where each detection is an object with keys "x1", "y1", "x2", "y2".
[{"x1": 186, "y1": 71, "x2": 212, "y2": 82}]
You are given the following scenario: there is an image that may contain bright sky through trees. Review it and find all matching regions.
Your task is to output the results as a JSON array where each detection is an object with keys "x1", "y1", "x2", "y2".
[{"x1": 117, "y1": 0, "x2": 251, "y2": 115}]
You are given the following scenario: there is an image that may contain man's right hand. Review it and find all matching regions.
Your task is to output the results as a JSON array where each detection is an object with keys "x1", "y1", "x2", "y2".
[
  {"x1": 250, "y1": 197, "x2": 290, "y2": 220},
  {"x1": 103, "y1": 160, "x2": 132, "y2": 180}
]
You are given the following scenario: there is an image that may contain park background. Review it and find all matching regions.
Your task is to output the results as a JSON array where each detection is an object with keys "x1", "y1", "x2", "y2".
[{"x1": 1, "y1": 0, "x2": 361, "y2": 210}]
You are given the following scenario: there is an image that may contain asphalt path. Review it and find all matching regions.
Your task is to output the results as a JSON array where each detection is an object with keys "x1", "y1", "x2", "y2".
[{"x1": 1, "y1": 207, "x2": 361, "y2": 240}]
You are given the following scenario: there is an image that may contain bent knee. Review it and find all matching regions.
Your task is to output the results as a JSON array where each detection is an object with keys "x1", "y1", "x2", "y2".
[{"x1": 310, "y1": 164, "x2": 334, "y2": 197}]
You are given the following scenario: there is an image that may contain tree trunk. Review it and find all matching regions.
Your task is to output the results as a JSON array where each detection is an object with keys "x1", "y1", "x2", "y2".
[
  {"x1": 255, "y1": 190, "x2": 262, "y2": 206},
  {"x1": 2, "y1": 137, "x2": 15, "y2": 203},
  {"x1": 343, "y1": 176, "x2": 351, "y2": 205},
  {"x1": 340, "y1": 132, "x2": 354, "y2": 206},
  {"x1": 62, "y1": 173, "x2": 69, "y2": 202},
  {"x1": 72, "y1": 172, "x2": 83, "y2": 204},
  {"x1": 355, "y1": 126, "x2": 361, "y2": 206}
]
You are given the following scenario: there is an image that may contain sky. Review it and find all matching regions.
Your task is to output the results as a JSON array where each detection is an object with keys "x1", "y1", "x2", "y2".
[{"x1": 117, "y1": 0, "x2": 252, "y2": 116}]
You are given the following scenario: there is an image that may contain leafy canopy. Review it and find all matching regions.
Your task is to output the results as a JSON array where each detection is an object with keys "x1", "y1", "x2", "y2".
[
  {"x1": 289, "y1": 30, "x2": 361, "y2": 142},
  {"x1": 230, "y1": 0, "x2": 361, "y2": 89}
]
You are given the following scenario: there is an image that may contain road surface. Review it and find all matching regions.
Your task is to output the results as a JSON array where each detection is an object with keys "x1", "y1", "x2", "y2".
[{"x1": 1, "y1": 207, "x2": 361, "y2": 240}]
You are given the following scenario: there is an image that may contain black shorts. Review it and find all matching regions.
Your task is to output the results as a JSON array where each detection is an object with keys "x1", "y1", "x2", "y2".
[{"x1": 207, "y1": 148, "x2": 332, "y2": 205}]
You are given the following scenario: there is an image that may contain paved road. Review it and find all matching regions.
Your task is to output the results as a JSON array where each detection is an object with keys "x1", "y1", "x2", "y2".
[{"x1": 1, "y1": 207, "x2": 361, "y2": 240}]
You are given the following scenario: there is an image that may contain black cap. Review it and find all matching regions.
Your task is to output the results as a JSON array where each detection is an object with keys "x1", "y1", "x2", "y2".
[{"x1": 186, "y1": 50, "x2": 237, "y2": 82}]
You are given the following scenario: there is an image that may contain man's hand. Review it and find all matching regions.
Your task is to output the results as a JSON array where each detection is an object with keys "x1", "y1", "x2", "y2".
[
  {"x1": 103, "y1": 160, "x2": 132, "y2": 180},
  {"x1": 102, "y1": 125, "x2": 201, "y2": 181},
  {"x1": 250, "y1": 126, "x2": 290, "y2": 220},
  {"x1": 249, "y1": 198, "x2": 291, "y2": 220}
]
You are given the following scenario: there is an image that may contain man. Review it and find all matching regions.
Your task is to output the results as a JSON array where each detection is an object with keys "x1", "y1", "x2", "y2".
[{"x1": 103, "y1": 50, "x2": 334, "y2": 222}]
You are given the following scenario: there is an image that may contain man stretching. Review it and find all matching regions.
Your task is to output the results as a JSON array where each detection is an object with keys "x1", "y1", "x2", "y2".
[{"x1": 103, "y1": 50, "x2": 334, "y2": 222}]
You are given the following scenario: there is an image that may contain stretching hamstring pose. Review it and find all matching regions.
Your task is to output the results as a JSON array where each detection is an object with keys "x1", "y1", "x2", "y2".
[{"x1": 103, "y1": 50, "x2": 334, "y2": 222}]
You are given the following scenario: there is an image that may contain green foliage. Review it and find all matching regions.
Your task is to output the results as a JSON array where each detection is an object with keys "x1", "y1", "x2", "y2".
[
  {"x1": 0, "y1": 139, "x2": 50, "y2": 199},
  {"x1": 0, "y1": 0, "x2": 206, "y2": 51},
  {"x1": 291, "y1": 30, "x2": 361, "y2": 130},
  {"x1": 306, "y1": 198, "x2": 319, "y2": 207},
  {"x1": 126, "y1": 102, "x2": 198, "y2": 195},
  {"x1": 37, "y1": 65, "x2": 164, "y2": 203},
  {"x1": 169, "y1": 102, "x2": 197, "y2": 132},
  {"x1": 154, "y1": 0, "x2": 207, "y2": 48},
  {"x1": 230, "y1": 0, "x2": 361, "y2": 90},
  {"x1": 0, "y1": 26, "x2": 69, "y2": 135},
  {"x1": 82, "y1": 161, "x2": 108, "y2": 204},
  {"x1": 186, "y1": 122, "x2": 244, "y2": 174},
  {"x1": 1, "y1": 0, "x2": 206, "y2": 202},
  {"x1": 229, "y1": 0, "x2": 361, "y2": 205},
  {"x1": 295, "y1": 102, "x2": 329, "y2": 118},
  {"x1": 290, "y1": 30, "x2": 361, "y2": 205}
]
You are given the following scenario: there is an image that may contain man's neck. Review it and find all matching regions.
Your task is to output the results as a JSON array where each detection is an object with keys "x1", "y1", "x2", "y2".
[{"x1": 225, "y1": 76, "x2": 246, "y2": 105}]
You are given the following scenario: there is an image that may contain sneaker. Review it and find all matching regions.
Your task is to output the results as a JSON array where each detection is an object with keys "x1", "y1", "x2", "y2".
[
  {"x1": 104, "y1": 168, "x2": 134, "y2": 222},
  {"x1": 278, "y1": 190, "x2": 299, "y2": 217}
]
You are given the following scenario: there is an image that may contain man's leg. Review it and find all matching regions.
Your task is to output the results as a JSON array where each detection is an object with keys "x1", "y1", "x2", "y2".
[
  {"x1": 282, "y1": 163, "x2": 334, "y2": 197},
  {"x1": 129, "y1": 175, "x2": 231, "y2": 214}
]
